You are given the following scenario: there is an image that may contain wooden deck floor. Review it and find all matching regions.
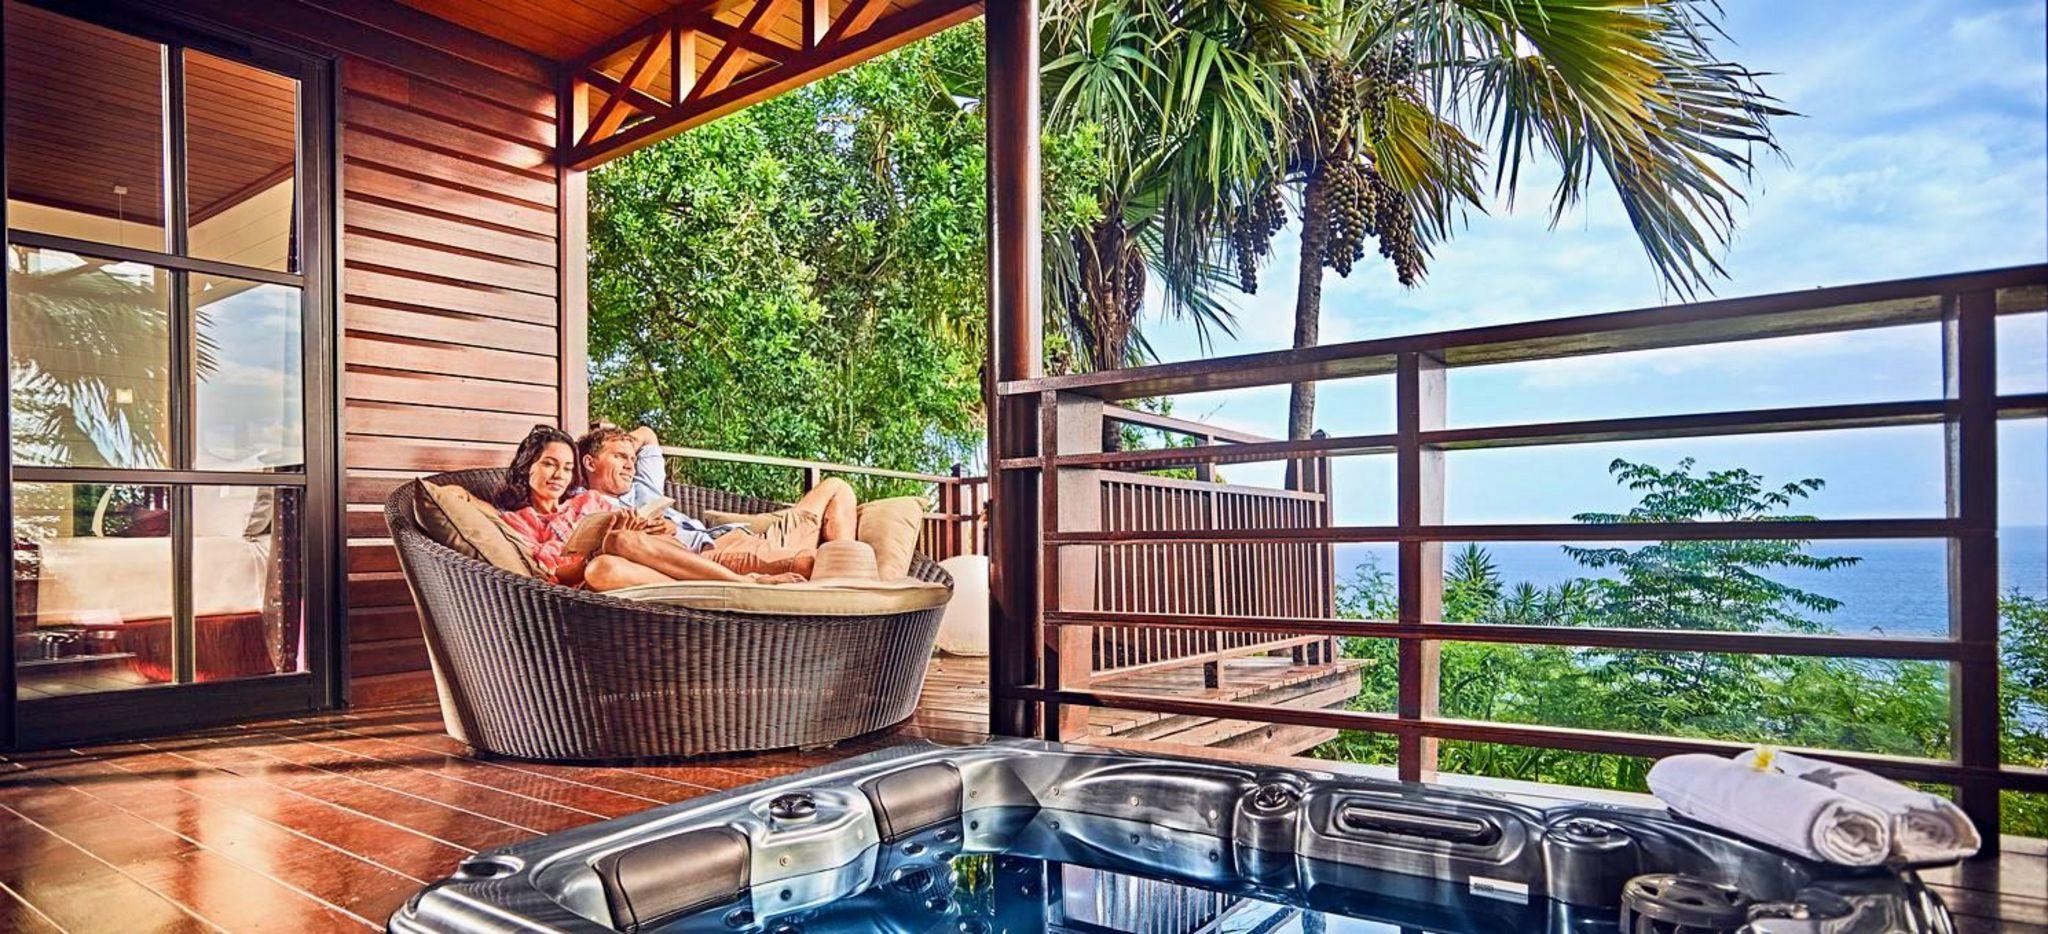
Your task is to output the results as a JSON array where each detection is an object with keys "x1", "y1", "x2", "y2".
[
  {"x1": 0, "y1": 667, "x2": 2039, "y2": 932},
  {"x1": 915, "y1": 652, "x2": 1367, "y2": 755}
]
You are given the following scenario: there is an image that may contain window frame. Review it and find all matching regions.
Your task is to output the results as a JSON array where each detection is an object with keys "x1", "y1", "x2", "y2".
[{"x1": 2, "y1": 0, "x2": 339, "y2": 746}]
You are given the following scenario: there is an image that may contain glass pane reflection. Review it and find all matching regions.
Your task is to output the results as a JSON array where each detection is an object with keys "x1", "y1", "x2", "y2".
[
  {"x1": 7, "y1": 246, "x2": 173, "y2": 468},
  {"x1": 184, "y1": 49, "x2": 299, "y2": 272},
  {"x1": 192, "y1": 275, "x2": 304, "y2": 470},
  {"x1": 192, "y1": 485, "x2": 304, "y2": 681},
  {"x1": 2, "y1": 0, "x2": 170, "y2": 252},
  {"x1": 12, "y1": 482, "x2": 174, "y2": 698}
]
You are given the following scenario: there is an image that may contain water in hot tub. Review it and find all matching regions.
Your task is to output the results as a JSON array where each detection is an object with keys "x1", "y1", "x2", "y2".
[{"x1": 657, "y1": 809, "x2": 1575, "y2": 934}]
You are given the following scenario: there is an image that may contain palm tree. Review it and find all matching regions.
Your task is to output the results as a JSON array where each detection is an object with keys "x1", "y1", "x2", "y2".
[
  {"x1": 1224, "y1": 0, "x2": 1785, "y2": 457},
  {"x1": 1039, "y1": 0, "x2": 1322, "y2": 375}
]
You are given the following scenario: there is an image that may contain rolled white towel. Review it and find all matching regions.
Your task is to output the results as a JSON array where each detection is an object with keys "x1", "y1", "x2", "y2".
[
  {"x1": 1647, "y1": 754, "x2": 1891, "y2": 866},
  {"x1": 1735, "y1": 748, "x2": 1980, "y2": 864}
]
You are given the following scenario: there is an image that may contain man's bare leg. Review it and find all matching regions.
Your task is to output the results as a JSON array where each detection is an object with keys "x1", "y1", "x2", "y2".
[{"x1": 793, "y1": 476, "x2": 858, "y2": 542}]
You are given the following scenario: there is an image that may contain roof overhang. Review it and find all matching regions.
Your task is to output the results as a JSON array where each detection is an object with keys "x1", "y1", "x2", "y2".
[{"x1": 397, "y1": 0, "x2": 986, "y2": 170}]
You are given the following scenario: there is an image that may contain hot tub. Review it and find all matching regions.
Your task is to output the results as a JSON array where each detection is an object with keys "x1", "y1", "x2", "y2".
[{"x1": 389, "y1": 740, "x2": 1954, "y2": 933}]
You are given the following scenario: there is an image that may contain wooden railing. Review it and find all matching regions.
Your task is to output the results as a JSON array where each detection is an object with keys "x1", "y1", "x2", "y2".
[
  {"x1": 658, "y1": 446, "x2": 986, "y2": 561},
  {"x1": 661, "y1": 417, "x2": 1342, "y2": 688},
  {"x1": 1087, "y1": 426, "x2": 1338, "y2": 684},
  {"x1": 991, "y1": 264, "x2": 2048, "y2": 853}
]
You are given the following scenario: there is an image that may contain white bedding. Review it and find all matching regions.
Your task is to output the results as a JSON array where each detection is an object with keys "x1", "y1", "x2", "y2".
[{"x1": 34, "y1": 535, "x2": 272, "y2": 623}]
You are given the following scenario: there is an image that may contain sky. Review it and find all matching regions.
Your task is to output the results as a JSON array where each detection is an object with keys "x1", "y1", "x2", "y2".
[{"x1": 1134, "y1": 0, "x2": 2048, "y2": 530}]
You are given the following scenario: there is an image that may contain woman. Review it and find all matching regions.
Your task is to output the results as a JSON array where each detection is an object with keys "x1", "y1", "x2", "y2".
[
  {"x1": 495, "y1": 426, "x2": 831, "y2": 589},
  {"x1": 496, "y1": 425, "x2": 801, "y2": 589}
]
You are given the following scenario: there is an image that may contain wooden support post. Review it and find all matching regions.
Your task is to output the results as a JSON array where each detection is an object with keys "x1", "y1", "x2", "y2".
[
  {"x1": 801, "y1": 0, "x2": 829, "y2": 48},
  {"x1": 986, "y1": 0, "x2": 1043, "y2": 739},
  {"x1": 1316, "y1": 433, "x2": 1338, "y2": 667},
  {"x1": 1396, "y1": 352, "x2": 1446, "y2": 782},
  {"x1": 1944, "y1": 289, "x2": 2001, "y2": 856},
  {"x1": 557, "y1": 74, "x2": 590, "y2": 436},
  {"x1": 670, "y1": 29, "x2": 697, "y2": 105},
  {"x1": 944, "y1": 463, "x2": 966, "y2": 559},
  {"x1": 1047, "y1": 394, "x2": 1104, "y2": 741}
]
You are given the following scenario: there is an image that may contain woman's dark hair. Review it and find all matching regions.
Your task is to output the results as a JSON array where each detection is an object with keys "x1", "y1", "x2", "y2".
[{"x1": 498, "y1": 424, "x2": 577, "y2": 511}]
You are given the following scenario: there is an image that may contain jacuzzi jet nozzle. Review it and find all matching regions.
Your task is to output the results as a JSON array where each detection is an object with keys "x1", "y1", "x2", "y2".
[{"x1": 769, "y1": 792, "x2": 817, "y2": 822}]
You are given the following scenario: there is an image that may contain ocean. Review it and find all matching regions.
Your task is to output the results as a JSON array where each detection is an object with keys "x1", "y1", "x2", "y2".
[{"x1": 1335, "y1": 526, "x2": 2048, "y2": 638}]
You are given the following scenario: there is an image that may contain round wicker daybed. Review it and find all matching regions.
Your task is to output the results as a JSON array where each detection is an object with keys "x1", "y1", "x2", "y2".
[{"x1": 384, "y1": 468, "x2": 950, "y2": 761}]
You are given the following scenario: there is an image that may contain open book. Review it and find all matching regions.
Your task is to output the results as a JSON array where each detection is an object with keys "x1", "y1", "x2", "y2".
[{"x1": 560, "y1": 496, "x2": 675, "y2": 556}]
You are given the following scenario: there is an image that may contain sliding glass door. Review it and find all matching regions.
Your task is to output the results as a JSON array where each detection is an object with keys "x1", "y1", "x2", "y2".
[{"x1": 2, "y1": 0, "x2": 335, "y2": 745}]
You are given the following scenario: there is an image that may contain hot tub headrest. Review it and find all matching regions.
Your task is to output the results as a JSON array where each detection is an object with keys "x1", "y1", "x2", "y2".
[
  {"x1": 592, "y1": 826, "x2": 749, "y2": 931},
  {"x1": 861, "y1": 762, "x2": 963, "y2": 841}
]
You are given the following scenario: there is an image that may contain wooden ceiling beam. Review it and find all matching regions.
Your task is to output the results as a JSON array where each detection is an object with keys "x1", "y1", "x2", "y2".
[
  {"x1": 821, "y1": 0, "x2": 886, "y2": 46},
  {"x1": 691, "y1": 0, "x2": 799, "y2": 101},
  {"x1": 582, "y1": 69, "x2": 670, "y2": 118},
  {"x1": 567, "y1": 0, "x2": 985, "y2": 171},
  {"x1": 579, "y1": 28, "x2": 673, "y2": 149},
  {"x1": 699, "y1": 19, "x2": 798, "y2": 61},
  {"x1": 800, "y1": 0, "x2": 828, "y2": 48}
]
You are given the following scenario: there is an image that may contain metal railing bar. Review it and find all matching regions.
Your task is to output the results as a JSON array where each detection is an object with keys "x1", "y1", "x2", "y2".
[
  {"x1": 998, "y1": 265, "x2": 2048, "y2": 401},
  {"x1": 1998, "y1": 392, "x2": 2047, "y2": 418},
  {"x1": 1045, "y1": 611, "x2": 1977, "y2": 661},
  {"x1": 998, "y1": 432, "x2": 1398, "y2": 472},
  {"x1": 1047, "y1": 518, "x2": 1965, "y2": 545},
  {"x1": 659, "y1": 445, "x2": 961, "y2": 484},
  {"x1": 1006, "y1": 685, "x2": 1993, "y2": 787},
  {"x1": 1100, "y1": 473, "x2": 1328, "y2": 501},
  {"x1": 1103, "y1": 406, "x2": 1273, "y2": 444},
  {"x1": 1423, "y1": 399, "x2": 1956, "y2": 451},
  {"x1": 1003, "y1": 394, "x2": 2031, "y2": 475}
]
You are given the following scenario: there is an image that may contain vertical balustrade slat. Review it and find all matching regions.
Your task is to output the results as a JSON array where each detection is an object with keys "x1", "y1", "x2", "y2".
[
  {"x1": 1944, "y1": 289, "x2": 2002, "y2": 852},
  {"x1": 1396, "y1": 352, "x2": 1448, "y2": 782}
]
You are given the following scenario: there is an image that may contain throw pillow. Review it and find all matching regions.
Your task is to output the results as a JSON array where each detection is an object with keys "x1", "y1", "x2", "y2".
[
  {"x1": 855, "y1": 496, "x2": 926, "y2": 580},
  {"x1": 414, "y1": 480, "x2": 543, "y2": 579}
]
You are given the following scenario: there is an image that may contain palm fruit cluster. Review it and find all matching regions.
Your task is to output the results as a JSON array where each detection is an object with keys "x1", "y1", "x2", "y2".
[
  {"x1": 1319, "y1": 156, "x2": 1377, "y2": 277},
  {"x1": 1371, "y1": 169, "x2": 1420, "y2": 286},
  {"x1": 1361, "y1": 38, "x2": 1416, "y2": 144},
  {"x1": 1229, "y1": 179, "x2": 1287, "y2": 292},
  {"x1": 1350, "y1": 38, "x2": 1425, "y2": 284}
]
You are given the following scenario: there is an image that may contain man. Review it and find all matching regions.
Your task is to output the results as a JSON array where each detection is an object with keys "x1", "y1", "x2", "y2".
[
  {"x1": 578, "y1": 424, "x2": 728, "y2": 548},
  {"x1": 573, "y1": 424, "x2": 860, "y2": 585}
]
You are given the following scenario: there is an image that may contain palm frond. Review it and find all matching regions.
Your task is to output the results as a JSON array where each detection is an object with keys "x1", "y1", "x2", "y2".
[{"x1": 1411, "y1": 0, "x2": 1788, "y2": 294}]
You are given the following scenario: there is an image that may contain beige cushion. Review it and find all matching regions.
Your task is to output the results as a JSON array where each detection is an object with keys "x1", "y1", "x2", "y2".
[
  {"x1": 413, "y1": 480, "x2": 542, "y2": 579},
  {"x1": 702, "y1": 506, "x2": 822, "y2": 551},
  {"x1": 605, "y1": 577, "x2": 952, "y2": 616},
  {"x1": 856, "y1": 496, "x2": 926, "y2": 580}
]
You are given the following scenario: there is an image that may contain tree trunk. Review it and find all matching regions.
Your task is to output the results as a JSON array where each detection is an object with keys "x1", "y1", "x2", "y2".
[{"x1": 1285, "y1": 169, "x2": 1329, "y2": 489}]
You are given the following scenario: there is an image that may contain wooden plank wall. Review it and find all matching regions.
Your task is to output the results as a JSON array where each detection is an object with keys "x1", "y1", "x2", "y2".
[{"x1": 165, "y1": 0, "x2": 579, "y2": 704}]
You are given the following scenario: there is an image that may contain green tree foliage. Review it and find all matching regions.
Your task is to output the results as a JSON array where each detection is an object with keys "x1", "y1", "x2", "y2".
[
  {"x1": 1317, "y1": 458, "x2": 2044, "y2": 836},
  {"x1": 587, "y1": 24, "x2": 1104, "y2": 500}
]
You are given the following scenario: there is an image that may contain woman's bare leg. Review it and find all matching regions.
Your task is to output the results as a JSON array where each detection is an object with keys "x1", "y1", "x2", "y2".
[
  {"x1": 585, "y1": 554, "x2": 675, "y2": 591},
  {"x1": 793, "y1": 476, "x2": 858, "y2": 542},
  {"x1": 586, "y1": 551, "x2": 804, "y2": 590},
  {"x1": 603, "y1": 529, "x2": 750, "y2": 581}
]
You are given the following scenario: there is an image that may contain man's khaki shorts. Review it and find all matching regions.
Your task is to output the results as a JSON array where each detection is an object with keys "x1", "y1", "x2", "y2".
[{"x1": 705, "y1": 507, "x2": 819, "y2": 575}]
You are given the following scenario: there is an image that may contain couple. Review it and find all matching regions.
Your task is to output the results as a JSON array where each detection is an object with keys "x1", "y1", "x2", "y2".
[{"x1": 496, "y1": 424, "x2": 858, "y2": 591}]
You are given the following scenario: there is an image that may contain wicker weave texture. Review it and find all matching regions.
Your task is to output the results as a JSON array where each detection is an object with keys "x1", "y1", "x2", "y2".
[{"x1": 384, "y1": 469, "x2": 949, "y2": 761}]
